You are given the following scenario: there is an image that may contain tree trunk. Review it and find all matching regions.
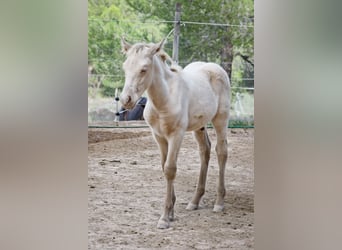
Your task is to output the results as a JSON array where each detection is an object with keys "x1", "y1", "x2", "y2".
[{"x1": 220, "y1": 36, "x2": 234, "y2": 80}]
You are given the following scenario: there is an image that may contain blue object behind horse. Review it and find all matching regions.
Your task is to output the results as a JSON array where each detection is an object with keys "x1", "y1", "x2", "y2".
[{"x1": 119, "y1": 97, "x2": 147, "y2": 121}]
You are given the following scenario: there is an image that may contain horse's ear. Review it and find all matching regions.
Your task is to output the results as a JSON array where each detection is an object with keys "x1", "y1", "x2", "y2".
[
  {"x1": 150, "y1": 38, "x2": 165, "y2": 55},
  {"x1": 121, "y1": 37, "x2": 132, "y2": 54}
]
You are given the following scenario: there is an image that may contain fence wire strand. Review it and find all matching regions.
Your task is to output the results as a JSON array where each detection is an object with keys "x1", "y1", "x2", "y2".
[{"x1": 88, "y1": 18, "x2": 254, "y2": 28}]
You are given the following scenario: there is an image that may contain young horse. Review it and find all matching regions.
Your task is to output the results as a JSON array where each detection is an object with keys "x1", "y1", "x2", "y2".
[{"x1": 120, "y1": 38, "x2": 230, "y2": 229}]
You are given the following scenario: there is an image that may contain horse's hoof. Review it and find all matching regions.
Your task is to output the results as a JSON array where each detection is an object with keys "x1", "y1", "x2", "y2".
[
  {"x1": 157, "y1": 219, "x2": 170, "y2": 229},
  {"x1": 213, "y1": 204, "x2": 224, "y2": 212},
  {"x1": 186, "y1": 202, "x2": 198, "y2": 210}
]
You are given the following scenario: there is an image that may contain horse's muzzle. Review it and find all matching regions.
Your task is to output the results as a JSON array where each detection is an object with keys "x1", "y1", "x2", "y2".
[{"x1": 120, "y1": 94, "x2": 136, "y2": 110}]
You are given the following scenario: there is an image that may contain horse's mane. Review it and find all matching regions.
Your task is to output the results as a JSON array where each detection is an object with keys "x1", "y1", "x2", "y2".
[
  {"x1": 127, "y1": 42, "x2": 182, "y2": 73},
  {"x1": 158, "y1": 50, "x2": 183, "y2": 73}
]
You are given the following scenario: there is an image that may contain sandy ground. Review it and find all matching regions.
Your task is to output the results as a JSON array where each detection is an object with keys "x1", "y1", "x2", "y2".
[{"x1": 88, "y1": 127, "x2": 254, "y2": 249}]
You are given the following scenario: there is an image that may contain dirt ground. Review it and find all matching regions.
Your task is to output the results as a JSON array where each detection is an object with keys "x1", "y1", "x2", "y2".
[{"x1": 88, "y1": 127, "x2": 254, "y2": 249}]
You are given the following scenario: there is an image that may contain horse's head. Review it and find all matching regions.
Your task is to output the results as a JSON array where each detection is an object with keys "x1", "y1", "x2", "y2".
[{"x1": 120, "y1": 38, "x2": 165, "y2": 109}]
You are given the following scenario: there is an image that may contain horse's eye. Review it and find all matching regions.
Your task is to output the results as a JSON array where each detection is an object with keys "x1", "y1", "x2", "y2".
[{"x1": 140, "y1": 69, "x2": 147, "y2": 74}]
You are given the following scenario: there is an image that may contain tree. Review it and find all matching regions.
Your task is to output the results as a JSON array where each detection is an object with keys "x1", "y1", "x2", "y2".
[
  {"x1": 125, "y1": 0, "x2": 254, "y2": 80},
  {"x1": 88, "y1": 0, "x2": 254, "y2": 96}
]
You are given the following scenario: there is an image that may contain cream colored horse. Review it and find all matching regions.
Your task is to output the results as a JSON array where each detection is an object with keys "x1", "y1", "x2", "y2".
[{"x1": 120, "y1": 38, "x2": 230, "y2": 229}]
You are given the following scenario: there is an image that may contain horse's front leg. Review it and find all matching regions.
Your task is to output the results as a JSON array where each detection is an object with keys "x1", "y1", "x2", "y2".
[
  {"x1": 153, "y1": 133, "x2": 168, "y2": 171},
  {"x1": 157, "y1": 131, "x2": 184, "y2": 229},
  {"x1": 153, "y1": 133, "x2": 175, "y2": 221},
  {"x1": 153, "y1": 133, "x2": 175, "y2": 220}
]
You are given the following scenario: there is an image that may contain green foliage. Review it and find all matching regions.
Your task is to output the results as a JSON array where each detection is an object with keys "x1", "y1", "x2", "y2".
[
  {"x1": 88, "y1": 0, "x2": 254, "y2": 97},
  {"x1": 100, "y1": 77, "x2": 125, "y2": 97},
  {"x1": 126, "y1": 0, "x2": 254, "y2": 76},
  {"x1": 232, "y1": 56, "x2": 254, "y2": 88},
  {"x1": 100, "y1": 78, "x2": 116, "y2": 97},
  {"x1": 228, "y1": 118, "x2": 254, "y2": 128},
  {"x1": 208, "y1": 118, "x2": 254, "y2": 128}
]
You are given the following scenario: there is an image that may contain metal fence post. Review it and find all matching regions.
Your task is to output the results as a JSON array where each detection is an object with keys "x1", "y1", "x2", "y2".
[{"x1": 172, "y1": 3, "x2": 181, "y2": 64}]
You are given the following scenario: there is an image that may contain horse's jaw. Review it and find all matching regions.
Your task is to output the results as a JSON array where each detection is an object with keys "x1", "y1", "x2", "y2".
[{"x1": 121, "y1": 101, "x2": 138, "y2": 110}]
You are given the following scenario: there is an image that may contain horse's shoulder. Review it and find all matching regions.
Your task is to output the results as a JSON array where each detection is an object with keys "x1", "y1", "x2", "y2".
[{"x1": 143, "y1": 104, "x2": 158, "y2": 124}]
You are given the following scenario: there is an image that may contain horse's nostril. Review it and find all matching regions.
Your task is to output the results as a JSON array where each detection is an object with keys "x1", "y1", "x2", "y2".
[{"x1": 127, "y1": 95, "x2": 131, "y2": 103}]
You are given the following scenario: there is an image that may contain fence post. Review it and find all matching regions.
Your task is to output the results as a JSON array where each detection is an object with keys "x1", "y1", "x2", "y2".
[
  {"x1": 114, "y1": 88, "x2": 119, "y2": 125},
  {"x1": 172, "y1": 3, "x2": 181, "y2": 64}
]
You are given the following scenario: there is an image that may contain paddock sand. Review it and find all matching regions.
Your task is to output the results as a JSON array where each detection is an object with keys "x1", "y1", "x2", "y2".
[{"x1": 88, "y1": 127, "x2": 254, "y2": 249}]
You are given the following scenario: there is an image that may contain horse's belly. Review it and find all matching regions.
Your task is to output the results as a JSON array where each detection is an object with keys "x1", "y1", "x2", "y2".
[
  {"x1": 187, "y1": 119, "x2": 207, "y2": 131},
  {"x1": 186, "y1": 90, "x2": 218, "y2": 131},
  {"x1": 187, "y1": 104, "x2": 217, "y2": 131}
]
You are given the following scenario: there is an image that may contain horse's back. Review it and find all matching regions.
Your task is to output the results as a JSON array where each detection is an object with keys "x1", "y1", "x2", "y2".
[
  {"x1": 184, "y1": 61, "x2": 229, "y2": 82},
  {"x1": 183, "y1": 61, "x2": 206, "y2": 71},
  {"x1": 183, "y1": 62, "x2": 230, "y2": 95}
]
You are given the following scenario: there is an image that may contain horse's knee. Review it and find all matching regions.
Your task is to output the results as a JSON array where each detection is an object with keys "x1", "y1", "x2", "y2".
[
  {"x1": 215, "y1": 146, "x2": 227, "y2": 156},
  {"x1": 164, "y1": 164, "x2": 177, "y2": 180},
  {"x1": 216, "y1": 138, "x2": 227, "y2": 147},
  {"x1": 215, "y1": 139, "x2": 227, "y2": 154}
]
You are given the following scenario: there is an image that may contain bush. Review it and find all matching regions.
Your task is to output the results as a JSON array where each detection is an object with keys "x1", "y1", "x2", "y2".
[{"x1": 228, "y1": 118, "x2": 254, "y2": 128}]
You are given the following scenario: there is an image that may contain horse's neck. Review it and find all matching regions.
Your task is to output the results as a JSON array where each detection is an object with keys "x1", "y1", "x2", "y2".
[{"x1": 146, "y1": 56, "x2": 173, "y2": 109}]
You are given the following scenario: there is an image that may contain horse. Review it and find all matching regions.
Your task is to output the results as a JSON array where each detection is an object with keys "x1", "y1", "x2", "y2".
[{"x1": 120, "y1": 38, "x2": 231, "y2": 229}]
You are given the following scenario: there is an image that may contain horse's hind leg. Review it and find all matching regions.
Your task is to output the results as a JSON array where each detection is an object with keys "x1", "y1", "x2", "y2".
[
  {"x1": 186, "y1": 127, "x2": 211, "y2": 210},
  {"x1": 212, "y1": 114, "x2": 229, "y2": 212}
]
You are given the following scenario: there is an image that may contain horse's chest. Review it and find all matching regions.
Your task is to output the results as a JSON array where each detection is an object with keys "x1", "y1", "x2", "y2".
[
  {"x1": 149, "y1": 117, "x2": 178, "y2": 136},
  {"x1": 144, "y1": 110, "x2": 182, "y2": 136}
]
